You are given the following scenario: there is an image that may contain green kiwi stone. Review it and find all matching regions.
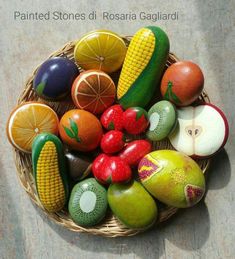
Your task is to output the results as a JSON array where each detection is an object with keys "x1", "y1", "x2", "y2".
[
  {"x1": 147, "y1": 100, "x2": 177, "y2": 141},
  {"x1": 68, "y1": 178, "x2": 107, "y2": 227}
]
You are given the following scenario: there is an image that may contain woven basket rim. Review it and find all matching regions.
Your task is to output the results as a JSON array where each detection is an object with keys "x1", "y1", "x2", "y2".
[{"x1": 13, "y1": 36, "x2": 211, "y2": 237}]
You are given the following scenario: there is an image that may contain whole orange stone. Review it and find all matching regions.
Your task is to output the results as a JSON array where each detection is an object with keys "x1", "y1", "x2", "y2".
[{"x1": 59, "y1": 109, "x2": 103, "y2": 152}]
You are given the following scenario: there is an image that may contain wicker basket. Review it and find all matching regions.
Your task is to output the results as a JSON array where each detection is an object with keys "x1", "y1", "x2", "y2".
[{"x1": 13, "y1": 37, "x2": 210, "y2": 237}]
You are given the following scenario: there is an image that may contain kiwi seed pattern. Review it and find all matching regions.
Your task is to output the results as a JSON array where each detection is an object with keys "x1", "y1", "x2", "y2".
[
  {"x1": 68, "y1": 178, "x2": 108, "y2": 227},
  {"x1": 147, "y1": 100, "x2": 177, "y2": 141}
]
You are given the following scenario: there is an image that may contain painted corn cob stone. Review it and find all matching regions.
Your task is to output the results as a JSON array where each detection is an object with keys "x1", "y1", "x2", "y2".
[
  {"x1": 32, "y1": 133, "x2": 69, "y2": 212},
  {"x1": 117, "y1": 26, "x2": 170, "y2": 108}
]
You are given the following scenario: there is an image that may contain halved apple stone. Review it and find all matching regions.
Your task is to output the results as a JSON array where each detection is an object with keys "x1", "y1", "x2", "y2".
[{"x1": 169, "y1": 104, "x2": 229, "y2": 158}]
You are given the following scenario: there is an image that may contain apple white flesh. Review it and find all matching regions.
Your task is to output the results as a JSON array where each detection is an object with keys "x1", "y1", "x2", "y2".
[{"x1": 169, "y1": 104, "x2": 229, "y2": 158}]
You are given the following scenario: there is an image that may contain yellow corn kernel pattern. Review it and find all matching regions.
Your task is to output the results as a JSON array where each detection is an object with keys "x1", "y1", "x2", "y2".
[
  {"x1": 37, "y1": 141, "x2": 65, "y2": 212},
  {"x1": 117, "y1": 28, "x2": 155, "y2": 99}
]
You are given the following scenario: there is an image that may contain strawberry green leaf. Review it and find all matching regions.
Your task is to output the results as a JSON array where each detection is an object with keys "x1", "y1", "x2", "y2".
[
  {"x1": 69, "y1": 118, "x2": 78, "y2": 136},
  {"x1": 122, "y1": 134, "x2": 126, "y2": 142},
  {"x1": 36, "y1": 82, "x2": 46, "y2": 95},
  {"x1": 108, "y1": 121, "x2": 115, "y2": 130},
  {"x1": 63, "y1": 126, "x2": 75, "y2": 139},
  {"x1": 136, "y1": 109, "x2": 144, "y2": 120},
  {"x1": 106, "y1": 174, "x2": 112, "y2": 184}
]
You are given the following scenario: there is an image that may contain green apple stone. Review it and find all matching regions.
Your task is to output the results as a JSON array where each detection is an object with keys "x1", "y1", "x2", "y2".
[{"x1": 108, "y1": 180, "x2": 158, "y2": 229}]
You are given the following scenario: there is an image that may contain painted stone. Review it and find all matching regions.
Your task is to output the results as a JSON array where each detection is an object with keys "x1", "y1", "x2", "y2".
[
  {"x1": 65, "y1": 151, "x2": 92, "y2": 181},
  {"x1": 117, "y1": 26, "x2": 169, "y2": 108},
  {"x1": 122, "y1": 107, "x2": 149, "y2": 135},
  {"x1": 92, "y1": 156, "x2": 132, "y2": 184},
  {"x1": 160, "y1": 61, "x2": 204, "y2": 106},
  {"x1": 108, "y1": 181, "x2": 158, "y2": 229},
  {"x1": 100, "y1": 104, "x2": 124, "y2": 131},
  {"x1": 6, "y1": 102, "x2": 59, "y2": 153},
  {"x1": 100, "y1": 130, "x2": 125, "y2": 154},
  {"x1": 33, "y1": 57, "x2": 79, "y2": 100},
  {"x1": 138, "y1": 150, "x2": 205, "y2": 208},
  {"x1": 71, "y1": 70, "x2": 116, "y2": 115},
  {"x1": 169, "y1": 104, "x2": 229, "y2": 158},
  {"x1": 32, "y1": 133, "x2": 69, "y2": 212},
  {"x1": 74, "y1": 30, "x2": 127, "y2": 73},
  {"x1": 146, "y1": 100, "x2": 177, "y2": 141},
  {"x1": 68, "y1": 178, "x2": 108, "y2": 226},
  {"x1": 59, "y1": 109, "x2": 103, "y2": 152},
  {"x1": 118, "y1": 140, "x2": 152, "y2": 167}
]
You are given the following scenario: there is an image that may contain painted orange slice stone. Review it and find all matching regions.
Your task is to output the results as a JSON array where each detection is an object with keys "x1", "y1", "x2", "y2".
[
  {"x1": 71, "y1": 70, "x2": 116, "y2": 115},
  {"x1": 6, "y1": 102, "x2": 59, "y2": 153}
]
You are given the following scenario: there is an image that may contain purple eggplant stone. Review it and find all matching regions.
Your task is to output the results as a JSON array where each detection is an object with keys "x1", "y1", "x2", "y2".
[{"x1": 33, "y1": 57, "x2": 79, "y2": 100}]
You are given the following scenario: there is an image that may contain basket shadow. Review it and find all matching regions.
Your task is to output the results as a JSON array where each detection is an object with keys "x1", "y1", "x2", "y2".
[
  {"x1": 205, "y1": 149, "x2": 231, "y2": 191},
  {"x1": 34, "y1": 198, "x2": 210, "y2": 257},
  {"x1": 157, "y1": 201, "x2": 210, "y2": 251},
  {"x1": 34, "y1": 203, "x2": 164, "y2": 258}
]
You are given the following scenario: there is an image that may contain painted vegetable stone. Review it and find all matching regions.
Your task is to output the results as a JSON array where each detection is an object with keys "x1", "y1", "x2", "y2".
[
  {"x1": 6, "y1": 102, "x2": 59, "y2": 153},
  {"x1": 71, "y1": 70, "x2": 116, "y2": 115},
  {"x1": 74, "y1": 30, "x2": 127, "y2": 74},
  {"x1": 100, "y1": 104, "x2": 124, "y2": 131},
  {"x1": 100, "y1": 130, "x2": 125, "y2": 154},
  {"x1": 59, "y1": 109, "x2": 103, "y2": 152},
  {"x1": 147, "y1": 100, "x2": 177, "y2": 141},
  {"x1": 32, "y1": 133, "x2": 69, "y2": 212},
  {"x1": 117, "y1": 26, "x2": 169, "y2": 108},
  {"x1": 118, "y1": 140, "x2": 152, "y2": 167},
  {"x1": 169, "y1": 104, "x2": 229, "y2": 158},
  {"x1": 68, "y1": 178, "x2": 108, "y2": 227},
  {"x1": 108, "y1": 181, "x2": 158, "y2": 229},
  {"x1": 65, "y1": 151, "x2": 92, "y2": 181},
  {"x1": 161, "y1": 61, "x2": 204, "y2": 106},
  {"x1": 122, "y1": 107, "x2": 149, "y2": 135},
  {"x1": 33, "y1": 57, "x2": 79, "y2": 100},
  {"x1": 138, "y1": 150, "x2": 205, "y2": 208}
]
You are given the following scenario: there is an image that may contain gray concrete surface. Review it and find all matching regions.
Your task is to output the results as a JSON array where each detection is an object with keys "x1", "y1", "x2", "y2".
[{"x1": 0, "y1": 0, "x2": 234, "y2": 258}]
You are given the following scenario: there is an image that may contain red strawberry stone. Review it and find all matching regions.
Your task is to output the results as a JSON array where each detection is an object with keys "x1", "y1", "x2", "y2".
[
  {"x1": 92, "y1": 153, "x2": 110, "y2": 184},
  {"x1": 122, "y1": 107, "x2": 149, "y2": 134},
  {"x1": 100, "y1": 104, "x2": 124, "y2": 131},
  {"x1": 101, "y1": 130, "x2": 125, "y2": 154},
  {"x1": 101, "y1": 157, "x2": 132, "y2": 184},
  {"x1": 118, "y1": 140, "x2": 152, "y2": 167}
]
